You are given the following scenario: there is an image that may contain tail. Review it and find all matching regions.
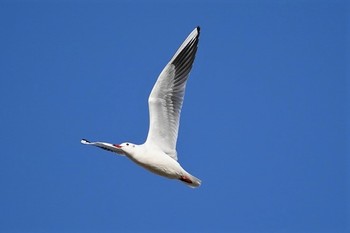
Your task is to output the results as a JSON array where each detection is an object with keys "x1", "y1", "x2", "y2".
[{"x1": 179, "y1": 173, "x2": 202, "y2": 188}]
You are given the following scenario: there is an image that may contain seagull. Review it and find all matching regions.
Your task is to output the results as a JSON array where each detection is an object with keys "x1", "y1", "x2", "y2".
[{"x1": 81, "y1": 27, "x2": 201, "y2": 188}]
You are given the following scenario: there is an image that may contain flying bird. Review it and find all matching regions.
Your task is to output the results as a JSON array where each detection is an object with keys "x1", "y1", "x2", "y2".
[{"x1": 81, "y1": 27, "x2": 201, "y2": 188}]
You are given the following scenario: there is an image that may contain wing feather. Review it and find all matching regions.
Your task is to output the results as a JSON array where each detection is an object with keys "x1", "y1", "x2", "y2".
[{"x1": 145, "y1": 27, "x2": 200, "y2": 160}]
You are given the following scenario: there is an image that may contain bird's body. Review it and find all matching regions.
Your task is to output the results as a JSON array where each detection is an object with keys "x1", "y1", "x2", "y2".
[
  {"x1": 81, "y1": 27, "x2": 201, "y2": 188},
  {"x1": 127, "y1": 144, "x2": 190, "y2": 180}
]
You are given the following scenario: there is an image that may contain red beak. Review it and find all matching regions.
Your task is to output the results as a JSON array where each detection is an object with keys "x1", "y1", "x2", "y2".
[{"x1": 113, "y1": 144, "x2": 122, "y2": 148}]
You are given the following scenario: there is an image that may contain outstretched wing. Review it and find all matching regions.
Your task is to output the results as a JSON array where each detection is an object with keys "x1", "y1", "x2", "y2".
[
  {"x1": 145, "y1": 27, "x2": 200, "y2": 161},
  {"x1": 81, "y1": 139, "x2": 125, "y2": 155}
]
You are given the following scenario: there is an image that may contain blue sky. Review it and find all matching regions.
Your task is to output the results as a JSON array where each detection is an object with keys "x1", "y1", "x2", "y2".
[{"x1": 0, "y1": 1, "x2": 348, "y2": 233}]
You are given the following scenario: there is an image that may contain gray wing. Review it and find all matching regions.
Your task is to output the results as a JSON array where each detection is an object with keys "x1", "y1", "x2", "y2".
[{"x1": 145, "y1": 27, "x2": 200, "y2": 161}]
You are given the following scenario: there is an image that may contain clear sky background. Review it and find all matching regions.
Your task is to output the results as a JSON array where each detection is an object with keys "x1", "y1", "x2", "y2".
[{"x1": 0, "y1": 1, "x2": 348, "y2": 233}]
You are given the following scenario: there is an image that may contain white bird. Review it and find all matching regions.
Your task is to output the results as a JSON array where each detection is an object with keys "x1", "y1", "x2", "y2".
[{"x1": 81, "y1": 27, "x2": 201, "y2": 188}]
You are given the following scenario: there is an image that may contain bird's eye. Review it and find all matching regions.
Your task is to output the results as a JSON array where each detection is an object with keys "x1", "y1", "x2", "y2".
[{"x1": 126, "y1": 143, "x2": 129, "y2": 146}]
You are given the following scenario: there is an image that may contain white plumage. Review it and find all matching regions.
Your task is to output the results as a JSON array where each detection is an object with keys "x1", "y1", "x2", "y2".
[{"x1": 81, "y1": 27, "x2": 201, "y2": 188}]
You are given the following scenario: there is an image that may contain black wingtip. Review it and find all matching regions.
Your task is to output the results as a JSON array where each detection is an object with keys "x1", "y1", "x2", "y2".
[
  {"x1": 196, "y1": 26, "x2": 201, "y2": 33},
  {"x1": 81, "y1": 138, "x2": 90, "y2": 143}
]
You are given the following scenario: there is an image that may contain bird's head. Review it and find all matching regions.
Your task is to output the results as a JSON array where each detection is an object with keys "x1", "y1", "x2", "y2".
[{"x1": 113, "y1": 142, "x2": 136, "y2": 155}]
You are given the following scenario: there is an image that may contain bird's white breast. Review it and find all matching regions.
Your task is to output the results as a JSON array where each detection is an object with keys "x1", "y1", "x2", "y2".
[{"x1": 127, "y1": 144, "x2": 184, "y2": 179}]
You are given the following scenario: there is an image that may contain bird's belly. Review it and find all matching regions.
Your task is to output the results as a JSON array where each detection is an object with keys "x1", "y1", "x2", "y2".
[{"x1": 129, "y1": 154, "x2": 182, "y2": 179}]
